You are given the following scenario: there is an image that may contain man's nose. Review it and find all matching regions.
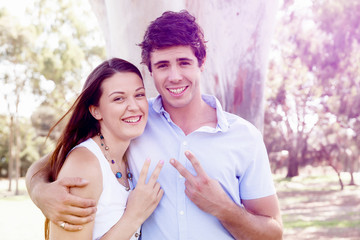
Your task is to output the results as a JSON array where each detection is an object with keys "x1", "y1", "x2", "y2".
[{"x1": 168, "y1": 66, "x2": 182, "y2": 82}]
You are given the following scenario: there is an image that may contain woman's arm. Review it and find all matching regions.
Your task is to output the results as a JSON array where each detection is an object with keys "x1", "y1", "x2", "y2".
[{"x1": 49, "y1": 147, "x2": 102, "y2": 239}]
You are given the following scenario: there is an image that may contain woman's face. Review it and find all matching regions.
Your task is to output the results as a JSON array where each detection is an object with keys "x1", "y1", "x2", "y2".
[{"x1": 91, "y1": 72, "x2": 148, "y2": 142}]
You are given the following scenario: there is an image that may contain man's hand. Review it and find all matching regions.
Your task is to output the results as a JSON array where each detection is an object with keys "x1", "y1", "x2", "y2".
[
  {"x1": 170, "y1": 151, "x2": 232, "y2": 217},
  {"x1": 33, "y1": 177, "x2": 97, "y2": 231},
  {"x1": 171, "y1": 151, "x2": 283, "y2": 239}
]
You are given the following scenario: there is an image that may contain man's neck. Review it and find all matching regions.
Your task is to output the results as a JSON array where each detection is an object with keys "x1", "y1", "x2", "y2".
[{"x1": 164, "y1": 96, "x2": 217, "y2": 135}]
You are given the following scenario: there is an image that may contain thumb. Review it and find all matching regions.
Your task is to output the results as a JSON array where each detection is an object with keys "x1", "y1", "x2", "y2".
[{"x1": 58, "y1": 177, "x2": 89, "y2": 188}]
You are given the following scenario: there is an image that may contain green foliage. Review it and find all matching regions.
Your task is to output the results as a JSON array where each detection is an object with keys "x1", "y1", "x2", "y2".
[
  {"x1": 0, "y1": 0, "x2": 105, "y2": 176},
  {"x1": 265, "y1": 0, "x2": 360, "y2": 178}
]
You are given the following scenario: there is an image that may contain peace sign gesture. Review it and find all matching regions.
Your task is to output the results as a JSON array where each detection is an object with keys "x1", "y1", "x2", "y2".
[
  {"x1": 124, "y1": 159, "x2": 164, "y2": 224},
  {"x1": 170, "y1": 151, "x2": 232, "y2": 218}
]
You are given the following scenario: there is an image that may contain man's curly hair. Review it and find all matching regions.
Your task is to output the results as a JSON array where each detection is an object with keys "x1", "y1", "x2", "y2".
[{"x1": 139, "y1": 10, "x2": 207, "y2": 72}]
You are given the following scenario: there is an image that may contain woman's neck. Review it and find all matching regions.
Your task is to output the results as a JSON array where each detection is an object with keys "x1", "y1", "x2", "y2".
[{"x1": 94, "y1": 133, "x2": 130, "y2": 163}]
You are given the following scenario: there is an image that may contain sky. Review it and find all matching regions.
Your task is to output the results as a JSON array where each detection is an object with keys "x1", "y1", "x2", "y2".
[{"x1": 0, "y1": 0, "x2": 29, "y2": 21}]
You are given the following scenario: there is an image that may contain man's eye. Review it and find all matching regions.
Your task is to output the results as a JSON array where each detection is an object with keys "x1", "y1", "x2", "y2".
[
  {"x1": 157, "y1": 64, "x2": 167, "y2": 69},
  {"x1": 180, "y1": 61, "x2": 190, "y2": 66}
]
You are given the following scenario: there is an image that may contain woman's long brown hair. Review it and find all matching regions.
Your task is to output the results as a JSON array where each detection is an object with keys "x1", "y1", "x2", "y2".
[{"x1": 44, "y1": 58, "x2": 143, "y2": 239}]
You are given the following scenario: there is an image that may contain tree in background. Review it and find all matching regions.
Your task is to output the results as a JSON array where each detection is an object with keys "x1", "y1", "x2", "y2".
[
  {"x1": 0, "y1": 9, "x2": 38, "y2": 194},
  {"x1": 265, "y1": 0, "x2": 360, "y2": 184},
  {"x1": 0, "y1": 0, "x2": 105, "y2": 194}
]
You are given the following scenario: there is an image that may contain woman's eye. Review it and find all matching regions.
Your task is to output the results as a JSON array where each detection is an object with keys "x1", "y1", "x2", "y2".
[
  {"x1": 136, "y1": 93, "x2": 145, "y2": 98},
  {"x1": 114, "y1": 97, "x2": 124, "y2": 102}
]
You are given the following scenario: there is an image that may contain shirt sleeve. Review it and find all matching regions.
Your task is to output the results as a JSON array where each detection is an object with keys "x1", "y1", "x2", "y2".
[{"x1": 239, "y1": 130, "x2": 276, "y2": 200}]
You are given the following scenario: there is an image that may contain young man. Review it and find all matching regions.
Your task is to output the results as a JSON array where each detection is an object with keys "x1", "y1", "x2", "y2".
[{"x1": 26, "y1": 10, "x2": 283, "y2": 239}]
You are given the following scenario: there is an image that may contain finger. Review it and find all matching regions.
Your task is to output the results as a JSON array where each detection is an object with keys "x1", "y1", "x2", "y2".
[
  {"x1": 157, "y1": 188, "x2": 164, "y2": 202},
  {"x1": 184, "y1": 187, "x2": 193, "y2": 201},
  {"x1": 62, "y1": 203, "x2": 97, "y2": 218},
  {"x1": 63, "y1": 222, "x2": 84, "y2": 232},
  {"x1": 60, "y1": 212, "x2": 95, "y2": 226},
  {"x1": 185, "y1": 151, "x2": 207, "y2": 177},
  {"x1": 184, "y1": 179, "x2": 193, "y2": 190},
  {"x1": 59, "y1": 177, "x2": 90, "y2": 188},
  {"x1": 56, "y1": 221, "x2": 84, "y2": 232},
  {"x1": 138, "y1": 158, "x2": 151, "y2": 184},
  {"x1": 154, "y1": 188, "x2": 164, "y2": 204},
  {"x1": 170, "y1": 158, "x2": 195, "y2": 182},
  {"x1": 147, "y1": 160, "x2": 164, "y2": 186},
  {"x1": 153, "y1": 182, "x2": 161, "y2": 194},
  {"x1": 63, "y1": 193, "x2": 97, "y2": 208}
]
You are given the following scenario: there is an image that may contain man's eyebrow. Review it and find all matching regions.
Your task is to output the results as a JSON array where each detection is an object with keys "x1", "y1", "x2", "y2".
[
  {"x1": 177, "y1": 58, "x2": 194, "y2": 62},
  {"x1": 153, "y1": 60, "x2": 169, "y2": 66}
]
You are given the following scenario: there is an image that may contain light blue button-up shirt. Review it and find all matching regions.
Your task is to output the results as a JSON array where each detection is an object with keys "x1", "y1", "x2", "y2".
[{"x1": 127, "y1": 95, "x2": 275, "y2": 240}]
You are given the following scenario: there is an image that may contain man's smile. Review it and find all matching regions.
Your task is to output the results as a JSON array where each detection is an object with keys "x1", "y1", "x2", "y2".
[{"x1": 167, "y1": 86, "x2": 187, "y2": 95}]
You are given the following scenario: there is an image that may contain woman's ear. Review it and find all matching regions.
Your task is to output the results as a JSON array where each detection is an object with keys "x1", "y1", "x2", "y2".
[{"x1": 89, "y1": 105, "x2": 102, "y2": 120}]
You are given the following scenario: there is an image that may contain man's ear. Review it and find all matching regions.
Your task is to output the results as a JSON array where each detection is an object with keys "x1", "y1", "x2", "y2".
[
  {"x1": 89, "y1": 105, "x2": 102, "y2": 120},
  {"x1": 200, "y1": 56, "x2": 206, "y2": 72}
]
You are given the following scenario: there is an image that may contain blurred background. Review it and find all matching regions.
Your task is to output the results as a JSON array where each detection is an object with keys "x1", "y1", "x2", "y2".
[{"x1": 0, "y1": 0, "x2": 359, "y2": 239}]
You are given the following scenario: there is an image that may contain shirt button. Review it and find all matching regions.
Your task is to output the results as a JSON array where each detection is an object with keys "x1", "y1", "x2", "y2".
[
  {"x1": 183, "y1": 141, "x2": 188, "y2": 146},
  {"x1": 178, "y1": 174, "x2": 183, "y2": 179},
  {"x1": 179, "y1": 210, "x2": 185, "y2": 215}
]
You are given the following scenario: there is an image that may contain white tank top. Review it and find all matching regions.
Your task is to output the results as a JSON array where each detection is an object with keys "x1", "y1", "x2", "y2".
[{"x1": 74, "y1": 138, "x2": 140, "y2": 240}]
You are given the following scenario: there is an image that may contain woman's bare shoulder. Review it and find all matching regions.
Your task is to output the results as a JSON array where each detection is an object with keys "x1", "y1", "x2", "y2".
[{"x1": 58, "y1": 146, "x2": 102, "y2": 200}]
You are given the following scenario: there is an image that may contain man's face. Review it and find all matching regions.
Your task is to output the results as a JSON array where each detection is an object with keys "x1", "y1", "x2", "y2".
[{"x1": 150, "y1": 45, "x2": 204, "y2": 111}]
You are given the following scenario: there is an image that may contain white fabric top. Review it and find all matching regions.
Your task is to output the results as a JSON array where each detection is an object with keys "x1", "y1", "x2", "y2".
[{"x1": 74, "y1": 138, "x2": 140, "y2": 240}]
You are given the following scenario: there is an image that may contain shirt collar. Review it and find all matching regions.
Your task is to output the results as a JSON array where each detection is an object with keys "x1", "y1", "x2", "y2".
[{"x1": 152, "y1": 94, "x2": 230, "y2": 132}]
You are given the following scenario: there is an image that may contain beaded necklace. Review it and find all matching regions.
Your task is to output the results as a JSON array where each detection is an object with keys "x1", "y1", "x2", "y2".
[{"x1": 98, "y1": 133, "x2": 133, "y2": 191}]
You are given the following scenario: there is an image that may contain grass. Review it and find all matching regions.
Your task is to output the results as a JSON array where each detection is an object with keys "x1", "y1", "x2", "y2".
[
  {"x1": 275, "y1": 167, "x2": 360, "y2": 239},
  {"x1": 284, "y1": 218, "x2": 360, "y2": 229},
  {"x1": 0, "y1": 178, "x2": 45, "y2": 240}
]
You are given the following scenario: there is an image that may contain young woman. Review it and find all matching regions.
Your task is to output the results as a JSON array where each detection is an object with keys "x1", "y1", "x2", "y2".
[{"x1": 44, "y1": 58, "x2": 164, "y2": 239}]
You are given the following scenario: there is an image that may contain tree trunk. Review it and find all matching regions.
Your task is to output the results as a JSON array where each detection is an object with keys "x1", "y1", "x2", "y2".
[
  {"x1": 15, "y1": 118, "x2": 20, "y2": 195},
  {"x1": 349, "y1": 172, "x2": 355, "y2": 185},
  {"x1": 7, "y1": 115, "x2": 14, "y2": 192},
  {"x1": 89, "y1": 0, "x2": 279, "y2": 131},
  {"x1": 14, "y1": 87, "x2": 21, "y2": 195},
  {"x1": 286, "y1": 155, "x2": 299, "y2": 178},
  {"x1": 348, "y1": 154, "x2": 356, "y2": 185},
  {"x1": 329, "y1": 164, "x2": 344, "y2": 190}
]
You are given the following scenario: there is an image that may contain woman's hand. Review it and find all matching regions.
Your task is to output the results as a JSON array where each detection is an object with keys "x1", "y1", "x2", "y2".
[{"x1": 124, "y1": 159, "x2": 164, "y2": 225}]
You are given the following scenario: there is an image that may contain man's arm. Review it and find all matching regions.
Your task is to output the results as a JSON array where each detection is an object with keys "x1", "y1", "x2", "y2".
[
  {"x1": 25, "y1": 154, "x2": 97, "y2": 231},
  {"x1": 170, "y1": 151, "x2": 283, "y2": 240},
  {"x1": 217, "y1": 195, "x2": 283, "y2": 240}
]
